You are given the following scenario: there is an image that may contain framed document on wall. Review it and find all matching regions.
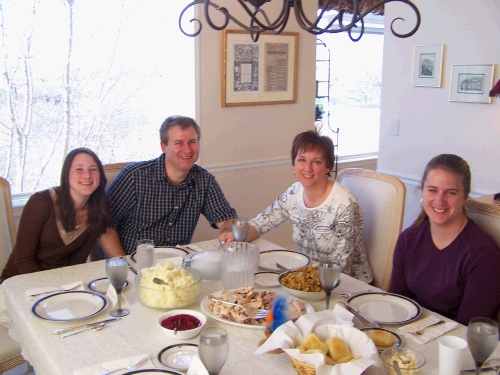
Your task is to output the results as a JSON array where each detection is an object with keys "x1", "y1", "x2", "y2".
[{"x1": 222, "y1": 30, "x2": 299, "y2": 107}]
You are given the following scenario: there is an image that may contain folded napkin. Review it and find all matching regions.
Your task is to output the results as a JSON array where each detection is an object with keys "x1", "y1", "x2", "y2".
[
  {"x1": 26, "y1": 281, "x2": 84, "y2": 302},
  {"x1": 397, "y1": 315, "x2": 459, "y2": 344},
  {"x1": 255, "y1": 305, "x2": 380, "y2": 375},
  {"x1": 74, "y1": 354, "x2": 152, "y2": 375}
]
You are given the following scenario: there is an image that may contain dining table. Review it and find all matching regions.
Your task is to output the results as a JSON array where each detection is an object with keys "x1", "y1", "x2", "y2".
[{"x1": 2, "y1": 237, "x2": 500, "y2": 375}]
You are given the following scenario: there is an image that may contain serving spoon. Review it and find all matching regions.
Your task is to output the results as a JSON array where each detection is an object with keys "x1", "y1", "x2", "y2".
[{"x1": 153, "y1": 277, "x2": 169, "y2": 285}]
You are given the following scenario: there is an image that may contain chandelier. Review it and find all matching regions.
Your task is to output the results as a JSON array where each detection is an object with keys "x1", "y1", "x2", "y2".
[{"x1": 179, "y1": 0, "x2": 421, "y2": 42}]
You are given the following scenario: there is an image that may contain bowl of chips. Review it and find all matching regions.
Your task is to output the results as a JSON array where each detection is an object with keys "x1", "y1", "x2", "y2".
[{"x1": 278, "y1": 265, "x2": 327, "y2": 301}]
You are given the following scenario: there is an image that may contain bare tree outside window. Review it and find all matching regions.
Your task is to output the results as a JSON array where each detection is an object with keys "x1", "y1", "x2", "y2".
[{"x1": 0, "y1": 0, "x2": 195, "y2": 194}]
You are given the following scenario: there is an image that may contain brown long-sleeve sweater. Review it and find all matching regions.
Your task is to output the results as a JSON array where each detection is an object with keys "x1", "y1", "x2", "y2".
[{"x1": 0, "y1": 189, "x2": 99, "y2": 283}]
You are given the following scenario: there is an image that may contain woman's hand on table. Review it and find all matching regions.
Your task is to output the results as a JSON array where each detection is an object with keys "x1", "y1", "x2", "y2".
[{"x1": 218, "y1": 231, "x2": 235, "y2": 244}]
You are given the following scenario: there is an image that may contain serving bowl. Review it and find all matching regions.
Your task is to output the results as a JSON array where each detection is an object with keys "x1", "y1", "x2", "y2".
[
  {"x1": 134, "y1": 264, "x2": 202, "y2": 309},
  {"x1": 278, "y1": 266, "x2": 326, "y2": 301},
  {"x1": 380, "y1": 347, "x2": 425, "y2": 375},
  {"x1": 183, "y1": 250, "x2": 221, "y2": 282},
  {"x1": 157, "y1": 309, "x2": 207, "y2": 340}
]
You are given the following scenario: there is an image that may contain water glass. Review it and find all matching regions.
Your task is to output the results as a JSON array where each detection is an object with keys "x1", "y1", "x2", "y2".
[
  {"x1": 106, "y1": 256, "x2": 130, "y2": 317},
  {"x1": 136, "y1": 239, "x2": 154, "y2": 271},
  {"x1": 221, "y1": 242, "x2": 259, "y2": 289},
  {"x1": 232, "y1": 217, "x2": 250, "y2": 242},
  {"x1": 199, "y1": 327, "x2": 229, "y2": 375},
  {"x1": 467, "y1": 317, "x2": 499, "y2": 375}
]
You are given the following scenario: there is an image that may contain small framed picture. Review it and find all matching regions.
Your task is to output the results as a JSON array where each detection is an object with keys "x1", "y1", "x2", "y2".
[
  {"x1": 412, "y1": 44, "x2": 444, "y2": 87},
  {"x1": 449, "y1": 64, "x2": 495, "y2": 104}
]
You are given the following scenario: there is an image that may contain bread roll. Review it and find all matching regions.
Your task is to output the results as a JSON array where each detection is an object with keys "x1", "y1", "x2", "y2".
[
  {"x1": 302, "y1": 333, "x2": 329, "y2": 353},
  {"x1": 336, "y1": 355, "x2": 355, "y2": 364},
  {"x1": 325, "y1": 337, "x2": 352, "y2": 361},
  {"x1": 369, "y1": 329, "x2": 394, "y2": 347}
]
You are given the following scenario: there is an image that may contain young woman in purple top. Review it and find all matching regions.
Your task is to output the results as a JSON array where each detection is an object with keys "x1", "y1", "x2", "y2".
[{"x1": 389, "y1": 154, "x2": 500, "y2": 325}]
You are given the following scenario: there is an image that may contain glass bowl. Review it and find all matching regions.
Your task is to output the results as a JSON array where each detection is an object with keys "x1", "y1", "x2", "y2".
[
  {"x1": 380, "y1": 347, "x2": 425, "y2": 375},
  {"x1": 134, "y1": 265, "x2": 202, "y2": 309}
]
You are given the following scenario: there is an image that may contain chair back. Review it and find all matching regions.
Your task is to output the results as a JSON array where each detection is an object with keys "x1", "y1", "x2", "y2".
[
  {"x1": 103, "y1": 162, "x2": 132, "y2": 189},
  {"x1": 0, "y1": 177, "x2": 15, "y2": 271},
  {"x1": 336, "y1": 168, "x2": 406, "y2": 291},
  {"x1": 465, "y1": 199, "x2": 500, "y2": 246}
]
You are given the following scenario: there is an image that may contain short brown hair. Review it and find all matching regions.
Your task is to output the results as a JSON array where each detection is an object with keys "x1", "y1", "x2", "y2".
[
  {"x1": 291, "y1": 131, "x2": 335, "y2": 176},
  {"x1": 159, "y1": 115, "x2": 201, "y2": 144},
  {"x1": 412, "y1": 153, "x2": 471, "y2": 227}
]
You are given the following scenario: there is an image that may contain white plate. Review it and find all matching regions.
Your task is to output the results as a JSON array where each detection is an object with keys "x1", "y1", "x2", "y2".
[
  {"x1": 360, "y1": 328, "x2": 403, "y2": 352},
  {"x1": 254, "y1": 272, "x2": 280, "y2": 287},
  {"x1": 32, "y1": 291, "x2": 107, "y2": 321},
  {"x1": 158, "y1": 343, "x2": 198, "y2": 371},
  {"x1": 259, "y1": 250, "x2": 311, "y2": 272},
  {"x1": 130, "y1": 247, "x2": 188, "y2": 263},
  {"x1": 88, "y1": 278, "x2": 129, "y2": 294},
  {"x1": 200, "y1": 290, "x2": 314, "y2": 330},
  {"x1": 346, "y1": 292, "x2": 422, "y2": 324}
]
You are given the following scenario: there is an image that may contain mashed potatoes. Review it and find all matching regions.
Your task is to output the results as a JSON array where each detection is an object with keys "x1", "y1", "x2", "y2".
[{"x1": 136, "y1": 263, "x2": 201, "y2": 308}]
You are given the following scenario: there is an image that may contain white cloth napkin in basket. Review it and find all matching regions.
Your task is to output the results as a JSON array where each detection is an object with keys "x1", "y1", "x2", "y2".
[
  {"x1": 74, "y1": 353, "x2": 152, "y2": 375},
  {"x1": 397, "y1": 315, "x2": 459, "y2": 344}
]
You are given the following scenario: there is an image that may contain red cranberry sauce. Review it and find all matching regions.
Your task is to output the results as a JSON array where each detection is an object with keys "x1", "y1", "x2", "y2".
[{"x1": 161, "y1": 314, "x2": 201, "y2": 331}]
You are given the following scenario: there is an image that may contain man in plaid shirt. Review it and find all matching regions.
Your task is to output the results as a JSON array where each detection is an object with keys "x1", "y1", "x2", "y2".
[{"x1": 99, "y1": 115, "x2": 237, "y2": 257}]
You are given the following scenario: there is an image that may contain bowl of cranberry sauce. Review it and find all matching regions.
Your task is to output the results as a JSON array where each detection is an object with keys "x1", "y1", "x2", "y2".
[{"x1": 157, "y1": 309, "x2": 207, "y2": 339}]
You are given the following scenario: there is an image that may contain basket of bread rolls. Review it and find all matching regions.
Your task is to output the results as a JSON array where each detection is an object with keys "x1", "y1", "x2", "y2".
[{"x1": 254, "y1": 309, "x2": 380, "y2": 375}]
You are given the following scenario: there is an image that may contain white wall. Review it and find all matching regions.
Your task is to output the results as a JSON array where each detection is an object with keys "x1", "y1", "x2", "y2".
[{"x1": 378, "y1": 0, "x2": 500, "y2": 228}]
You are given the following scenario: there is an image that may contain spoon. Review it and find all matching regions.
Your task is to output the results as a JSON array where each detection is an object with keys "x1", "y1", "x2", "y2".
[
  {"x1": 393, "y1": 360, "x2": 404, "y2": 375},
  {"x1": 60, "y1": 323, "x2": 105, "y2": 338},
  {"x1": 153, "y1": 277, "x2": 169, "y2": 285},
  {"x1": 173, "y1": 318, "x2": 180, "y2": 335}
]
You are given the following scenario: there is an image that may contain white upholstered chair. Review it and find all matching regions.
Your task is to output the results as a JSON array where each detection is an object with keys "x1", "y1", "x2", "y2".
[
  {"x1": 336, "y1": 168, "x2": 406, "y2": 291},
  {"x1": 465, "y1": 199, "x2": 500, "y2": 324},
  {"x1": 465, "y1": 199, "x2": 500, "y2": 246},
  {"x1": 0, "y1": 177, "x2": 29, "y2": 374},
  {"x1": 103, "y1": 162, "x2": 132, "y2": 188}
]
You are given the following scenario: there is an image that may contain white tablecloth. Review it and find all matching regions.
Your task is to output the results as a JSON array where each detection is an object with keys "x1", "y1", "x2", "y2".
[{"x1": 2, "y1": 238, "x2": 499, "y2": 375}]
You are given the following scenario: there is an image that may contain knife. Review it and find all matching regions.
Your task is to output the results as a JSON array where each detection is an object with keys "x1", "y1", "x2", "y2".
[
  {"x1": 461, "y1": 359, "x2": 500, "y2": 373},
  {"x1": 59, "y1": 322, "x2": 105, "y2": 338},
  {"x1": 355, "y1": 310, "x2": 380, "y2": 329},
  {"x1": 52, "y1": 317, "x2": 120, "y2": 335}
]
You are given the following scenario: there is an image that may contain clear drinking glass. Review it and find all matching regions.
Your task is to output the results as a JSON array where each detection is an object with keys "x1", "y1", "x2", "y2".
[
  {"x1": 199, "y1": 327, "x2": 229, "y2": 375},
  {"x1": 106, "y1": 256, "x2": 130, "y2": 317},
  {"x1": 136, "y1": 239, "x2": 154, "y2": 271},
  {"x1": 467, "y1": 317, "x2": 499, "y2": 375},
  {"x1": 232, "y1": 217, "x2": 249, "y2": 242},
  {"x1": 318, "y1": 260, "x2": 341, "y2": 310}
]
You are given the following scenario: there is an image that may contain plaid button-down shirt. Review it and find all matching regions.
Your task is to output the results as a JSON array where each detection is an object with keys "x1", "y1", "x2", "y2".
[{"x1": 100, "y1": 154, "x2": 237, "y2": 256}]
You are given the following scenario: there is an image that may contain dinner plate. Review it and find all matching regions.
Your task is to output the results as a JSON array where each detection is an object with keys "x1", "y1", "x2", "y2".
[
  {"x1": 258, "y1": 250, "x2": 311, "y2": 272},
  {"x1": 200, "y1": 290, "x2": 314, "y2": 330},
  {"x1": 346, "y1": 292, "x2": 422, "y2": 325},
  {"x1": 123, "y1": 370, "x2": 183, "y2": 375},
  {"x1": 360, "y1": 328, "x2": 403, "y2": 352},
  {"x1": 158, "y1": 343, "x2": 198, "y2": 371},
  {"x1": 254, "y1": 272, "x2": 280, "y2": 287},
  {"x1": 32, "y1": 291, "x2": 107, "y2": 321},
  {"x1": 130, "y1": 247, "x2": 189, "y2": 263},
  {"x1": 88, "y1": 278, "x2": 129, "y2": 294}
]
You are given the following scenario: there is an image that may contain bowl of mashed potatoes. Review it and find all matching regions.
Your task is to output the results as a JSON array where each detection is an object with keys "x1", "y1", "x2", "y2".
[{"x1": 134, "y1": 263, "x2": 202, "y2": 309}]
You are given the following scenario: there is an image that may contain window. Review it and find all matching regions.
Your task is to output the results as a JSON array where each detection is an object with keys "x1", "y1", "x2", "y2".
[
  {"x1": 316, "y1": 12, "x2": 384, "y2": 159},
  {"x1": 0, "y1": 0, "x2": 195, "y2": 195}
]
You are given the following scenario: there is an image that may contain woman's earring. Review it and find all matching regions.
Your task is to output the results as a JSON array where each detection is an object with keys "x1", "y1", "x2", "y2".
[
  {"x1": 462, "y1": 205, "x2": 469, "y2": 215},
  {"x1": 420, "y1": 198, "x2": 423, "y2": 207}
]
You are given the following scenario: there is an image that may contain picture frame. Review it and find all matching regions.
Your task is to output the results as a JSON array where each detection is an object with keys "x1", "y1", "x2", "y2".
[
  {"x1": 411, "y1": 44, "x2": 444, "y2": 87},
  {"x1": 222, "y1": 30, "x2": 299, "y2": 107},
  {"x1": 449, "y1": 64, "x2": 495, "y2": 104}
]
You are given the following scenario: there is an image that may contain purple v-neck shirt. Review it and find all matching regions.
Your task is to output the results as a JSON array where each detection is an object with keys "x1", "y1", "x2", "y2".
[{"x1": 389, "y1": 219, "x2": 500, "y2": 325}]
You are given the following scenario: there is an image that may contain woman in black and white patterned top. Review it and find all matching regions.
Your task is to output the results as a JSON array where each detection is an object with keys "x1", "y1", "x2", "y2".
[{"x1": 219, "y1": 131, "x2": 372, "y2": 283}]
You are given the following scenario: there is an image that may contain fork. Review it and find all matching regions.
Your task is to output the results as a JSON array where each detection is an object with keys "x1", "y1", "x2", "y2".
[
  {"x1": 30, "y1": 284, "x2": 80, "y2": 297},
  {"x1": 100, "y1": 357, "x2": 149, "y2": 375},
  {"x1": 409, "y1": 320, "x2": 445, "y2": 335},
  {"x1": 208, "y1": 295, "x2": 268, "y2": 319}
]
